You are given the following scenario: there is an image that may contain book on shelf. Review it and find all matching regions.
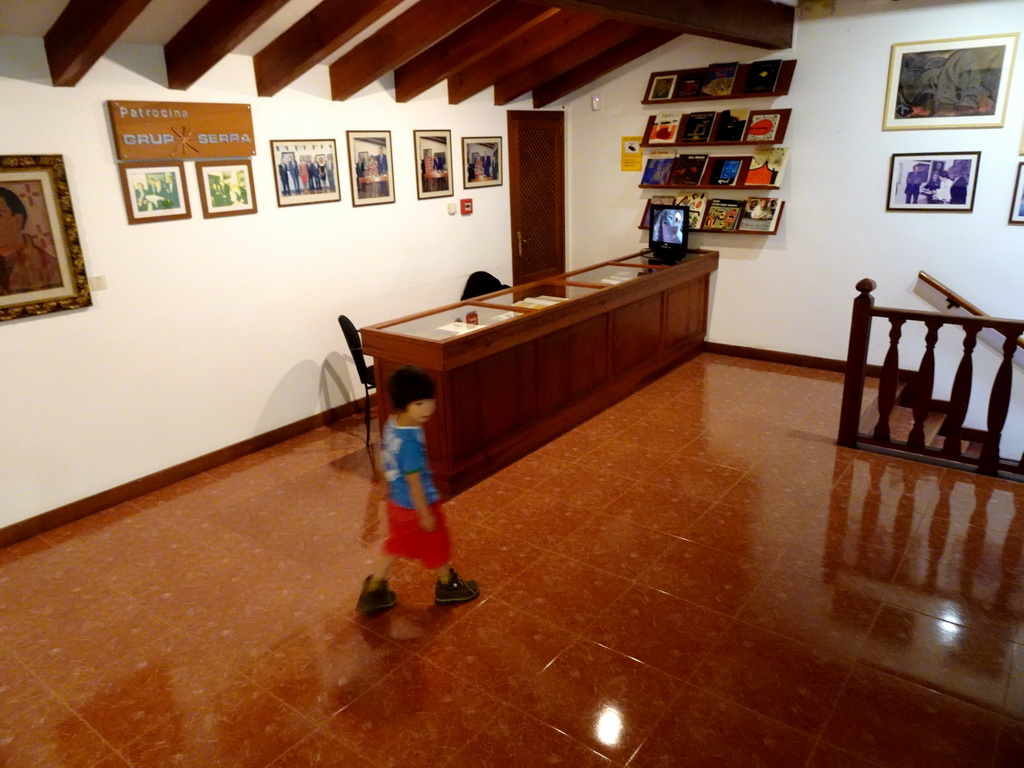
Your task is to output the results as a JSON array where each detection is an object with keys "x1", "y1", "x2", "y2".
[
  {"x1": 743, "y1": 147, "x2": 789, "y2": 187},
  {"x1": 681, "y1": 111, "x2": 716, "y2": 142},
  {"x1": 743, "y1": 59, "x2": 782, "y2": 93},
  {"x1": 676, "y1": 192, "x2": 708, "y2": 230},
  {"x1": 641, "y1": 155, "x2": 675, "y2": 186},
  {"x1": 675, "y1": 73, "x2": 704, "y2": 98},
  {"x1": 668, "y1": 154, "x2": 708, "y2": 186},
  {"x1": 703, "y1": 199, "x2": 743, "y2": 231},
  {"x1": 713, "y1": 109, "x2": 750, "y2": 142},
  {"x1": 744, "y1": 111, "x2": 783, "y2": 142},
  {"x1": 708, "y1": 157, "x2": 743, "y2": 186},
  {"x1": 648, "y1": 113, "x2": 682, "y2": 143},
  {"x1": 700, "y1": 62, "x2": 738, "y2": 96},
  {"x1": 737, "y1": 197, "x2": 782, "y2": 232}
]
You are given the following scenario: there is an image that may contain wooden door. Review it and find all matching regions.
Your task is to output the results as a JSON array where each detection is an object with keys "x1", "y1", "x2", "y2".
[{"x1": 507, "y1": 110, "x2": 565, "y2": 285}]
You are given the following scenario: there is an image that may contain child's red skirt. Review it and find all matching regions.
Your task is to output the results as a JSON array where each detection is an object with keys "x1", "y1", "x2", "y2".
[{"x1": 383, "y1": 500, "x2": 451, "y2": 569}]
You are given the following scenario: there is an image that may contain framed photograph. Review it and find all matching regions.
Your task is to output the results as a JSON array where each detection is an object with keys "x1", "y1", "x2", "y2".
[
  {"x1": 270, "y1": 139, "x2": 341, "y2": 207},
  {"x1": 413, "y1": 130, "x2": 453, "y2": 200},
  {"x1": 347, "y1": 131, "x2": 395, "y2": 207},
  {"x1": 195, "y1": 160, "x2": 257, "y2": 219},
  {"x1": 463, "y1": 137, "x2": 502, "y2": 188},
  {"x1": 887, "y1": 152, "x2": 980, "y2": 212},
  {"x1": 0, "y1": 155, "x2": 91, "y2": 322},
  {"x1": 646, "y1": 73, "x2": 677, "y2": 102},
  {"x1": 1010, "y1": 163, "x2": 1024, "y2": 225},
  {"x1": 883, "y1": 34, "x2": 1019, "y2": 130},
  {"x1": 118, "y1": 161, "x2": 190, "y2": 224}
]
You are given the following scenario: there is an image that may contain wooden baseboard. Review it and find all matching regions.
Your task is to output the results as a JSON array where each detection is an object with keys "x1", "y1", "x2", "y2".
[
  {"x1": 0, "y1": 397, "x2": 373, "y2": 550},
  {"x1": 704, "y1": 342, "x2": 846, "y2": 372}
]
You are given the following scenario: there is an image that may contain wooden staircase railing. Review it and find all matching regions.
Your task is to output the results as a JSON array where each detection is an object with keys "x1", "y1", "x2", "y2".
[{"x1": 838, "y1": 278, "x2": 1024, "y2": 478}]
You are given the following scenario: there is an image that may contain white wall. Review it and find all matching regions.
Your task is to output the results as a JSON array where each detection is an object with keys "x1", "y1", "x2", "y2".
[
  {"x1": 563, "y1": 0, "x2": 1024, "y2": 454},
  {"x1": 3, "y1": 0, "x2": 1023, "y2": 527},
  {"x1": 565, "y1": 0, "x2": 1024, "y2": 345},
  {"x1": 0, "y1": 37, "x2": 524, "y2": 524}
]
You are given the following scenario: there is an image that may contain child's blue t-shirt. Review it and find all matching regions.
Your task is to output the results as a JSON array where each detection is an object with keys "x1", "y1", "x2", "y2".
[{"x1": 381, "y1": 417, "x2": 440, "y2": 509}]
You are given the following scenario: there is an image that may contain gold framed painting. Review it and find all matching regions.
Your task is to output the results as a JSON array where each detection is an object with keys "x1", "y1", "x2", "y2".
[
  {"x1": 0, "y1": 154, "x2": 90, "y2": 322},
  {"x1": 882, "y1": 33, "x2": 1019, "y2": 130}
]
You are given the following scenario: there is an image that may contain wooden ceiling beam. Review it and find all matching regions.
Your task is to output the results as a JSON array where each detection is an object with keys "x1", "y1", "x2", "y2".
[
  {"x1": 43, "y1": 0, "x2": 155, "y2": 87},
  {"x1": 447, "y1": 10, "x2": 604, "y2": 104},
  {"x1": 254, "y1": 0, "x2": 407, "y2": 97},
  {"x1": 532, "y1": 28, "x2": 679, "y2": 108},
  {"x1": 538, "y1": 0, "x2": 793, "y2": 49},
  {"x1": 329, "y1": 0, "x2": 499, "y2": 101},
  {"x1": 492, "y1": 19, "x2": 641, "y2": 105},
  {"x1": 394, "y1": 1, "x2": 558, "y2": 103},
  {"x1": 166, "y1": 0, "x2": 291, "y2": 90}
]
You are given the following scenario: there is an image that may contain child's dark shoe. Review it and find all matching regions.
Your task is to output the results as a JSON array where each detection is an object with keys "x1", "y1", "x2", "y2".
[
  {"x1": 356, "y1": 576, "x2": 397, "y2": 614},
  {"x1": 435, "y1": 569, "x2": 479, "y2": 604}
]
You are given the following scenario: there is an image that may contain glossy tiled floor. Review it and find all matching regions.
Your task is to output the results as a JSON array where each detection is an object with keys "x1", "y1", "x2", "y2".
[{"x1": 1, "y1": 353, "x2": 1022, "y2": 767}]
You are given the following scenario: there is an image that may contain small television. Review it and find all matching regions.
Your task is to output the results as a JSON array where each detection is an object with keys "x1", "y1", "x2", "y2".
[{"x1": 647, "y1": 204, "x2": 690, "y2": 264}]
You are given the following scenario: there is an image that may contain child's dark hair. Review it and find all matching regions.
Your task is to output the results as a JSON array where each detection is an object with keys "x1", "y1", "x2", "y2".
[{"x1": 387, "y1": 365, "x2": 435, "y2": 411}]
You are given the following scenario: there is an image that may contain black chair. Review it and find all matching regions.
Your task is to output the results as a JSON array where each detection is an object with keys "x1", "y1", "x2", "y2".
[
  {"x1": 338, "y1": 315, "x2": 376, "y2": 444},
  {"x1": 461, "y1": 271, "x2": 509, "y2": 301}
]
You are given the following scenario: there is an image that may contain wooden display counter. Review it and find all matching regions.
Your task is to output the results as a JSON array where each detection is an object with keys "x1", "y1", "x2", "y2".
[{"x1": 360, "y1": 250, "x2": 718, "y2": 494}]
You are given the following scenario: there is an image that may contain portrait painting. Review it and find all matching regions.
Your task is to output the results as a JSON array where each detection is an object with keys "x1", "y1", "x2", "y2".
[
  {"x1": 413, "y1": 130, "x2": 453, "y2": 200},
  {"x1": 347, "y1": 131, "x2": 395, "y2": 206},
  {"x1": 195, "y1": 159, "x2": 257, "y2": 219},
  {"x1": 0, "y1": 154, "x2": 90, "y2": 322},
  {"x1": 646, "y1": 74, "x2": 678, "y2": 102},
  {"x1": 887, "y1": 151, "x2": 980, "y2": 212},
  {"x1": 883, "y1": 34, "x2": 1018, "y2": 130},
  {"x1": 118, "y1": 161, "x2": 190, "y2": 224}
]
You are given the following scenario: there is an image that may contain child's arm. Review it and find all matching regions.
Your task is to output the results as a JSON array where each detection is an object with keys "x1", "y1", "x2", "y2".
[{"x1": 405, "y1": 471, "x2": 436, "y2": 532}]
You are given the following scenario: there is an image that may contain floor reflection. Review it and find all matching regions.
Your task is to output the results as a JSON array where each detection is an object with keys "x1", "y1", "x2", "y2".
[{"x1": 1, "y1": 353, "x2": 1021, "y2": 767}]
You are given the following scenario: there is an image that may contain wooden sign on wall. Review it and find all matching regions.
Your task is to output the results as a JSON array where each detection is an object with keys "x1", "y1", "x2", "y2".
[{"x1": 108, "y1": 101, "x2": 256, "y2": 161}]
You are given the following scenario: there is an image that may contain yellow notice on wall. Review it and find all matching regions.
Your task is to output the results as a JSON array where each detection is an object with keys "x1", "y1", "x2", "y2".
[{"x1": 621, "y1": 136, "x2": 643, "y2": 171}]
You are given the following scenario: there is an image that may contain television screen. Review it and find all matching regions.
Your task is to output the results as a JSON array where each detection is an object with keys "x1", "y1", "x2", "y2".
[{"x1": 648, "y1": 204, "x2": 690, "y2": 264}]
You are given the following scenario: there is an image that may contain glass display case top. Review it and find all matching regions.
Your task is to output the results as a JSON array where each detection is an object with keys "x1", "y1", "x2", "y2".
[
  {"x1": 381, "y1": 304, "x2": 525, "y2": 341},
  {"x1": 565, "y1": 264, "x2": 650, "y2": 285},
  {"x1": 473, "y1": 282, "x2": 601, "y2": 308}
]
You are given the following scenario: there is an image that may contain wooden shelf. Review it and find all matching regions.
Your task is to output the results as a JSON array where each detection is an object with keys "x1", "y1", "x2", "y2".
[
  {"x1": 641, "y1": 60, "x2": 796, "y2": 105},
  {"x1": 640, "y1": 183, "x2": 780, "y2": 191},
  {"x1": 639, "y1": 153, "x2": 787, "y2": 190},
  {"x1": 640, "y1": 200, "x2": 784, "y2": 236},
  {"x1": 641, "y1": 109, "x2": 791, "y2": 148}
]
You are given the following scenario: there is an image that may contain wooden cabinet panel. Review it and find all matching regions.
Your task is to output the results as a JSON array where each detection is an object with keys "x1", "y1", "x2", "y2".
[
  {"x1": 664, "y1": 276, "x2": 709, "y2": 348},
  {"x1": 570, "y1": 315, "x2": 609, "y2": 401},
  {"x1": 610, "y1": 294, "x2": 663, "y2": 377}
]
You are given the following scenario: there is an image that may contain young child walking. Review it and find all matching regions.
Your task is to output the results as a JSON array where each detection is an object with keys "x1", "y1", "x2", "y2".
[{"x1": 357, "y1": 364, "x2": 480, "y2": 614}]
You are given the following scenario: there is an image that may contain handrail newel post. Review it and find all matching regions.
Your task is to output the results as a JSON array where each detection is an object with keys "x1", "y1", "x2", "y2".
[{"x1": 838, "y1": 279, "x2": 876, "y2": 447}]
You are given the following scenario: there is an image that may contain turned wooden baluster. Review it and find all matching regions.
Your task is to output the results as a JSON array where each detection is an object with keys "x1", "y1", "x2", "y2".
[
  {"x1": 838, "y1": 279, "x2": 876, "y2": 447},
  {"x1": 942, "y1": 323, "x2": 979, "y2": 456},
  {"x1": 979, "y1": 327, "x2": 1024, "y2": 474},
  {"x1": 908, "y1": 319, "x2": 941, "y2": 448},
  {"x1": 873, "y1": 317, "x2": 904, "y2": 442}
]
